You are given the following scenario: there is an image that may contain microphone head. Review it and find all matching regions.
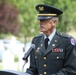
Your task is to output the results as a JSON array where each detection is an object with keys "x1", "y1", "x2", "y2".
[{"x1": 31, "y1": 44, "x2": 35, "y2": 49}]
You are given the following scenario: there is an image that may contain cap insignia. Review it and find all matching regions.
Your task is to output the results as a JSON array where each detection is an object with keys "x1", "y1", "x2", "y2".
[{"x1": 39, "y1": 6, "x2": 44, "y2": 11}]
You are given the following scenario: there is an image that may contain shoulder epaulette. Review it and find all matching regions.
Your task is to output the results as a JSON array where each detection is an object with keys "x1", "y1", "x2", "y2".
[{"x1": 57, "y1": 31, "x2": 71, "y2": 38}]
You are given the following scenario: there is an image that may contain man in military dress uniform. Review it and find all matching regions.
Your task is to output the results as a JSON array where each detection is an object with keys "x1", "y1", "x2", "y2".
[{"x1": 26, "y1": 4, "x2": 76, "y2": 75}]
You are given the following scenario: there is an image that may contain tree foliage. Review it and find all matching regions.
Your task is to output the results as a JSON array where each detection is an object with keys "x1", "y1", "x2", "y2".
[
  {"x1": 0, "y1": 0, "x2": 76, "y2": 39},
  {"x1": 0, "y1": 0, "x2": 20, "y2": 35},
  {"x1": 8, "y1": 0, "x2": 44, "y2": 38},
  {"x1": 43, "y1": 0, "x2": 76, "y2": 32},
  {"x1": 9, "y1": 0, "x2": 76, "y2": 35}
]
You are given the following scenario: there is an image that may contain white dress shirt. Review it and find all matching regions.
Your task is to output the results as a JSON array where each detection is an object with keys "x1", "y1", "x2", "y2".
[{"x1": 44, "y1": 29, "x2": 56, "y2": 45}]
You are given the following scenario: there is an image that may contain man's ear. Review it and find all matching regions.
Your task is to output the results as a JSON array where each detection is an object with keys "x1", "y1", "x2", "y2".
[{"x1": 52, "y1": 18, "x2": 58, "y2": 26}]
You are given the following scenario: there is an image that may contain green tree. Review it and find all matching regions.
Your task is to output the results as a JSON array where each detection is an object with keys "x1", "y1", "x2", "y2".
[
  {"x1": 0, "y1": 0, "x2": 76, "y2": 40},
  {"x1": 9, "y1": 0, "x2": 76, "y2": 35},
  {"x1": 0, "y1": 0, "x2": 20, "y2": 35},
  {"x1": 43, "y1": 0, "x2": 76, "y2": 32},
  {"x1": 8, "y1": 0, "x2": 44, "y2": 42}
]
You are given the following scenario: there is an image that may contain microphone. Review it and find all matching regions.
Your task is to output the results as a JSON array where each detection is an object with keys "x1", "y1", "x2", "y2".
[{"x1": 22, "y1": 44, "x2": 35, "y2": 61}]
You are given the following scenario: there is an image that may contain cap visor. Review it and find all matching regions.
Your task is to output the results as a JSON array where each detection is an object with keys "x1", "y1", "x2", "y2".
[{"x1": 37, "y1": 16, "x2": 53, "y2": 20}]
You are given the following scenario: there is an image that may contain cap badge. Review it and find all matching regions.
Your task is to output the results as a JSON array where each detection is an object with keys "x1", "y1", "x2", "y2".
[{"x1": 39, "y1": 6, "x2": 44, "y2": 11}]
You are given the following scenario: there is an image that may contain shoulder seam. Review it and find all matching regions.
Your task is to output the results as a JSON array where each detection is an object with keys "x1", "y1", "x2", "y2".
[
  {"x1": 34, "y1": 33, "x2": 44, "y2": 38},
  {"x1": 56, "y1": 31, "x2": 71, "y2": 38}
]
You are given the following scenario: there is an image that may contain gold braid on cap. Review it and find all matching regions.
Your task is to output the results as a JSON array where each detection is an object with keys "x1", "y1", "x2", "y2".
[{"x1": 37, "y1": 14, "x2": 57, "y2": 16}]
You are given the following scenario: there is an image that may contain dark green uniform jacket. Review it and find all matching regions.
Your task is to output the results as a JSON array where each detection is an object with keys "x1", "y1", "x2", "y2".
[{"x1": 26, "y1": 31, "x2": 76, "y2": 75}]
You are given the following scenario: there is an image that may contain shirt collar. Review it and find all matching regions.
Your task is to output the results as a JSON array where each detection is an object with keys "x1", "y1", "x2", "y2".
[{"x1": 44, "y1": 28, "x2": 56, "y2": 42}]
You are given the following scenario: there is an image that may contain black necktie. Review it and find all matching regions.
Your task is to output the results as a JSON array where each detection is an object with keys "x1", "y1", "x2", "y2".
[{"x1": 45, "y1": 38, "x2": 49, "y2": 49}]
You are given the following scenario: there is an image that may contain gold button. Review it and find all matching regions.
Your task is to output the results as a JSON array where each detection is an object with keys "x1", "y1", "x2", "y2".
[
  {"x1": 35, "y1": 56, "x2": 37, "y2": 58},
  {"x1": 44, "y1": 64, "x2": 46, "y2": 67},
  {"x1": 41, "y1": 44, "x2": 43, "y2": 46},
  {"x1": 44, "y1": 72, "x2": 47, "y2": 74},
  {"x1": 44, "y1": 57, "x2": 46, "y2": 60},
  {"x1": 52, "y1": 44, "x2": 55, "y2": 47},
  {"x1": 57, "y1": 56, "x2": 59, "y2": 59}
]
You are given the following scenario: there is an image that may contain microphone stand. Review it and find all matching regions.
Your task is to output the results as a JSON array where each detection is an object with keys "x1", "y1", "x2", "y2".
[
  {"x1": 22, "y1": 44, "x2": 35, "y2": 72},
  {"x1": 22, "y1": 58, "x2": 28, "y2": 72}
]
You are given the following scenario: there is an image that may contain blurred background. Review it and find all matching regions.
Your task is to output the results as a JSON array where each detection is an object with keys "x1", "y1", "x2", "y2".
[{"x1": 0, "y1": 0, "x2": 76, "y2": 72}]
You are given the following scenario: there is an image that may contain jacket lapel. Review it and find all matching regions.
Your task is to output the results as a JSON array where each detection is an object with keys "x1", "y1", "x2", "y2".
[
  {"x1": 39, "y1": 36, "x2": 46, "y2": 54},
  {"x1": 44, "y1": 32, "x2": 61, "y2": 56}
]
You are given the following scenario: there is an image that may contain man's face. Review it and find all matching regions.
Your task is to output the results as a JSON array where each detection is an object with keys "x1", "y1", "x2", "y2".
[{"x1": 38, "y1": 19, "x2": 55, "y2": 34}]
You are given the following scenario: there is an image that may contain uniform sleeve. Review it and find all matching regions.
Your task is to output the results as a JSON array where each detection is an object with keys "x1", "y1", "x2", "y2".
[{"x1": 52, "y1": 38, "x2": 76, "y2": 75}]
